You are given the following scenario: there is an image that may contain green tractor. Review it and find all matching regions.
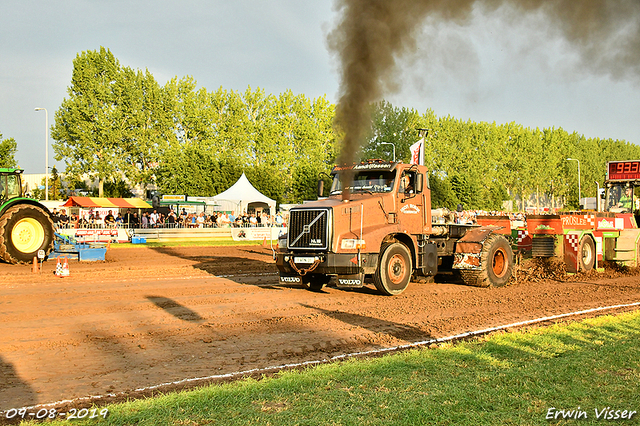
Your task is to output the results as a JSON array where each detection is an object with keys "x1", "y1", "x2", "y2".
[{"x1": 0, "y1": 168, "x2": 55, "y2": 264}]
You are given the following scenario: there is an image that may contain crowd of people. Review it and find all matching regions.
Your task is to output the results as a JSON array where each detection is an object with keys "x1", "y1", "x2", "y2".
[
  {"x1": 50, "y1": 206, "x2": 528, "y2": 231},
  {"x1": 454, "y1": 210, "x2": 527, "y2": 225},
  {"x1": 50, "y1": 208, "x2": 288, "y2": 229}
]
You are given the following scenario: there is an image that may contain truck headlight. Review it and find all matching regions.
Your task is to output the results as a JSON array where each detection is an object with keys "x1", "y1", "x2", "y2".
[
  {"x1": 278, "y1": 234, "x2": 288, "y2": 249},
  {"x1": 341, "y1": 239, "x2": 366, "y2": 249}
]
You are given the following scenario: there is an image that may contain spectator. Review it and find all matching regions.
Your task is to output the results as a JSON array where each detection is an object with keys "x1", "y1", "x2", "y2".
[
  {"x1": 275, "y1": 213, "x2": 284, "y2": 227},
  {"x1": 104, "y1": 210, "x2": 116, "y2": 227},
  {"x1": 167, "y1": 210, "x2": 176, "y2": 227},
  {"x1": 51, "y1": 208, "x2": 60, "y2": 226},
  {"x1": 131, "y1": 212, "x2": 140, "y2": 228},
  {"x1": 58, "y1": 209, "x2": 70, "y2": 227},
  {"x1": 196, "y1": 212, "x2": 205, "y2": 228},
  {"x1": 115, "y1": 213, "x2": 123, "y2": 227},
  {"x1": 150, "y1": 209, "x2": 159, "y2": 228},
  {"x1": 141, "y1": 212, "x2": 149, "y2": 228},
  {"x1": 70, "y1": 213, "x2": 79, "y2": 228}
]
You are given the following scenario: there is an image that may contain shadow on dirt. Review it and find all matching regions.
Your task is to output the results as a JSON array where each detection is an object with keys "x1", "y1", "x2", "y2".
[
  {"x1": 146, "y1": 296, "x2": 205, "y2": 322},
  {"x1": 0, "y1": 355, "x2": 37, "y2": 413},
  {"x1": 149, "y1": 246, "x2": 278, "y2": 285},
  {"x1": 301, "y1": 304, "x2": 433, "y2": 342}
]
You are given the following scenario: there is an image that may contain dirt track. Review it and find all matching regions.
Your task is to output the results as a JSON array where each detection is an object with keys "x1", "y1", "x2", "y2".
[{"x1": 1, "y1": 244, "x2": 640, "y2": 415}]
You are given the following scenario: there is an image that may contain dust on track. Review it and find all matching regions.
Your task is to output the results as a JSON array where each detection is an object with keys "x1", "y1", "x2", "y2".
[{"x1": 1, "y1": 245, "x2": 639, "y2": 422}]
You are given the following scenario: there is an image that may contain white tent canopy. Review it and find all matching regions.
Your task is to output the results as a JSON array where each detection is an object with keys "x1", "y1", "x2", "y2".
[{"x1": 212, "y1": 172, "x2": 276, "y2": 215}]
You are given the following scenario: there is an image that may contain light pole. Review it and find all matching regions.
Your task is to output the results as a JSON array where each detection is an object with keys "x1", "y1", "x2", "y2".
[
  {"x1": 379, "y1": 142, "x2": 396, "y2": 162},
  {"x1": 34, "y1": 107, "x2": 49, "y2": 201},
  {"x1": 567, "y1": 157, "x2": 581, "y2": 206}
]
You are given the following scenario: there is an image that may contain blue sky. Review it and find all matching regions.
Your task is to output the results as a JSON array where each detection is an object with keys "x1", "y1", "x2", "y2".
[{"x1": 1, "y1": 0, "x2": 638, "y2": 174}]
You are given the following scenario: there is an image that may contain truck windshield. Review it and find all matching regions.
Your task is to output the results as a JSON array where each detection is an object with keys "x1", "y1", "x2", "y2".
[
  {"x1": 606, "y1": 183, "x2": 634, "y2": 213},
  {"x1": 329, "y1": 171, "x2": 396, "y2": 195}
]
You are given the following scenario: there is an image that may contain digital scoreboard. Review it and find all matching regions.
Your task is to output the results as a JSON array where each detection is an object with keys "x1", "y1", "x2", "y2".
[{"x1": 607, "y1": 160, "x2": 640, "y2": 182}]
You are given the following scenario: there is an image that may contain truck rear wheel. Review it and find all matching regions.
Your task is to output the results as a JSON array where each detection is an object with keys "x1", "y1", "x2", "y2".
[
  {"x1": 374, "y1": 242, "x2": 412, "y2": 296},
  {"x1": 578, "y1": 236, "x2": 595, "y2": 272},
  {"x1": 0, "y1": 204, "x2": 54, "y2": 264},
  {"x1": 460, "y1": 234, "x2": 513, "y2": 288}
]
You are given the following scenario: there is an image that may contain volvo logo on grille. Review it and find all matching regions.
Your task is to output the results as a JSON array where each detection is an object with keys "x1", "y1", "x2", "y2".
[{"x1": 280, "y1": 276, "x2": 301, "y2": 283}]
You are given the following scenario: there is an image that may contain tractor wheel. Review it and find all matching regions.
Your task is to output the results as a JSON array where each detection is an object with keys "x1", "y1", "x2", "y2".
[
  {"x1": 373, "y1": 242, "x2": 412, "y2": 296},
  {"x1": 0, "y1": 204, "x2": 54, "y2": 264},
  {"x1": 301, "y1": 274, "x2": 330, "y2": 292},
  {"x1": 577, "y1": 236, "x2": 595, "y2": 272},
  {"x1": 460, "y1": 234, "x2": 513, "y2": 288}
]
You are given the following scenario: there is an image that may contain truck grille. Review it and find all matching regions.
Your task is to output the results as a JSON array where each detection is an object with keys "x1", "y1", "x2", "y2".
[{"x1": 288, "y1": 209, "x2": 329, "y2": 250}]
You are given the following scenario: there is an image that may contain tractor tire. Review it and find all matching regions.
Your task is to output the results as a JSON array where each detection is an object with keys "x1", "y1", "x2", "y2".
[
  {"x1": 577, "y1": 236, "x2": 595, "y2": 272},
  {"x1": 373, "y1": 242, "x2": 412, "y2": 296},
  {"x1": 460, "y1": 234, "x2": 513, "y2": 288},
  {"x1": 301, "y1": 274, "x2": 330, "y2": 292},
  {"x1": 0, "y1": 204, "x2": 54, "y2": 264}
]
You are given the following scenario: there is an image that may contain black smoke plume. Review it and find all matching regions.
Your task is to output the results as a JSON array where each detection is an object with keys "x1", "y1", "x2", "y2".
[{"x1": 328, "y1": 0, "x2": 640, "y2": 199}]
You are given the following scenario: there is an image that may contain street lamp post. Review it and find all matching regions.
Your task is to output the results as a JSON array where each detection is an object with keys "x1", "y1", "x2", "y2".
[
  {"x1": 567, "y1": 157, "x2": 581, "y2": 207},
  {"x1": 34, "y1": 107, "x2": 49, "y2": 201},
  {"x1": 379, "y1": 142, "x2": 396, "y2": 162}
]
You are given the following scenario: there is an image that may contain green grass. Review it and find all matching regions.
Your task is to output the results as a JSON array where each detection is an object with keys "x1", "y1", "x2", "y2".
[{"x1": 18, "y1": 311, "x2": 640, "y2": 425}]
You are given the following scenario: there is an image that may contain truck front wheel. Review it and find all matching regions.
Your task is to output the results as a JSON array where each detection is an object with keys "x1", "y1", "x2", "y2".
[
  {"x1": 0, "y1": 204, "x2": 54, "y2": 264},
  {"x1": 374, "y1": 242, "x2": 412, "y2": 296}
]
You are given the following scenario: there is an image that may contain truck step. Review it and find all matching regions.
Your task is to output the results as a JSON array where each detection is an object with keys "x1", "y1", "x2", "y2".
[
  {"x1": 612, "y1": 259, "x2": 636, "y2": 267},
  {"x1": 613, "y1": 253, "x2": 635, "y2": 261}
]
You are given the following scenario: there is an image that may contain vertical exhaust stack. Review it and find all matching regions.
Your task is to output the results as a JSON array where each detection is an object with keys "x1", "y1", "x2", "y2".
[
  {"x1": 328, "y1": 0, "x2": 640, "y2": 186},
  {"x1": 341, "y1": 170, "x2": 352, "y2": 201}
]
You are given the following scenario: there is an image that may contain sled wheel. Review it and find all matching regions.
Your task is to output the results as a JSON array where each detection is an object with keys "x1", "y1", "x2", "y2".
[
  {"x1": 461, "y1": 234, "x2": 513, "y2": 288},
  {"x1": 373, "y1": 242, "x2": 412, "y2": 296},
  {"x1": 578, "y1": 236, "x2": 595, "y2": 272}
]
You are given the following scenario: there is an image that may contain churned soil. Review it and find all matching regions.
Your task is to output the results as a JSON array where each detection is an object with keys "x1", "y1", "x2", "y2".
[{"x1": 1, "y1": 244, "x2": 640, "y2": 419}]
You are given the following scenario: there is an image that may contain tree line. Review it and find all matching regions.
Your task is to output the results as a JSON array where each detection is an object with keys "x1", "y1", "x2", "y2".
[
  {"x1": 51, "y1": 47, "x2": 337, "y2": 205},
  {"x1": 360, "y1": 101, "x2": 640, "y2": 210},
  {"x1": 22, "y1": 47, "x2": 639, "y2": 210}
]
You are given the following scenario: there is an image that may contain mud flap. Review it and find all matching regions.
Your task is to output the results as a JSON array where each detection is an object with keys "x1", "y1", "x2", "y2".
[
  {"x1": 279, "y1": 275, "x2": 302, "y2": 284},
  {"x1": 334, "y1": 273, "x2": 365, "y2": 289}
]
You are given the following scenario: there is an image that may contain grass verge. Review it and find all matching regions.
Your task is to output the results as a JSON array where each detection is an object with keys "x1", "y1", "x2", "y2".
[{"x1": 16, "y1": 310, "x2": 640, "y2": 425}]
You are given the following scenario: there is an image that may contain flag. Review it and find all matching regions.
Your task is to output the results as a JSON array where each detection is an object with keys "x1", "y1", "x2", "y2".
[{"x1": 410, "y1": 138, "x2": 424, "y2": 165}]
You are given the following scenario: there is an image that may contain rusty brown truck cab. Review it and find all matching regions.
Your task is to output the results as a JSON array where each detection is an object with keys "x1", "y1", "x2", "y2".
[{"x1": 275, "y1": 160, "x2": 513, "y2": 295}]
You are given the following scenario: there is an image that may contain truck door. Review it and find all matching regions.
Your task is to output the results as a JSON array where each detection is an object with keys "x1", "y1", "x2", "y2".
[{"x1": 397, "y1": 170, "x2": 425, "y2": 234}]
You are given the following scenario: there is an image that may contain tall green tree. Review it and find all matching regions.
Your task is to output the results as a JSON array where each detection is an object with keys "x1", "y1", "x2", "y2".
[
  {"x1": 116, "y1": 66, "x2": 172, "y2": 186},
  {"x1": 51, "y1": 47, "x2": 169, "y2": 196},
  {"x1": 0, "y1": 133, "x2": 17, "y2": 168},
  {"x1": 52, "y1": 47, "x2": 124, "y2": 196}
]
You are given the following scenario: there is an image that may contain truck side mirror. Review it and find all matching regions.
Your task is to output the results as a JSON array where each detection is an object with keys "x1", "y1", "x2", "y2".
[
  {"x1": 317, "y1": 179, "x2": 324, "y2": 198},
  {"x1": 415, "y1": 174, "x2": 423, "y2": 193}
]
